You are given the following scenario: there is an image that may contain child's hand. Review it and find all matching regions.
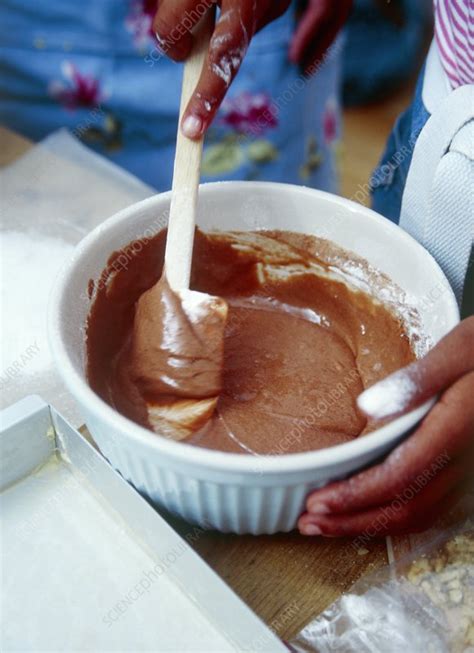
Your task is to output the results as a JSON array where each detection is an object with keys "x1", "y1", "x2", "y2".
[
  {"x1": 289, "y1": 0, "x2": 353, "y2": 75},
  {"x1": 299, "y1": 317, "x2": 474, "y2": 538},
  {"x1": 153, "y1": 0, "x2": 291, "y2": 139}
]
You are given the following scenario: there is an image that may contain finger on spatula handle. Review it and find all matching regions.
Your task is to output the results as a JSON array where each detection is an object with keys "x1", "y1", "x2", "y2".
[{"x1": 164, "y1": 8, "x2": 215, "y2": 291}]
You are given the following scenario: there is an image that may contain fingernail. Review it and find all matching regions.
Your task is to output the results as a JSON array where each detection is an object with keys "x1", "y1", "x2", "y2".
[
  {"x1": 307, "y1": 501, "x2": 330, "y2": 515},
  {"x1": 181, "y1": 114, "x2": 203, "y2": 139},
  {"x1": 357, "y1": 372, "x2": 417, "y2": 420},
  {"x1": 300, "y1": 523, "x2": 322, "y2": 536},
  {"x1": 154, "y1": 32, "x2": 168, "y2": 55}
]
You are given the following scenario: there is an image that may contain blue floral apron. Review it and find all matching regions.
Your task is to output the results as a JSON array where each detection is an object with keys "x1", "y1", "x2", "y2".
[{"x1": 0, "y1": 0, "x2": 342, "y2": 192}]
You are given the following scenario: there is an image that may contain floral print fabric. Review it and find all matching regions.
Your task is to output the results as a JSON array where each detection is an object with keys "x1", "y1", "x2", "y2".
[{"x1": 0, "y1": 0, "x2": 341, "y2": 191}]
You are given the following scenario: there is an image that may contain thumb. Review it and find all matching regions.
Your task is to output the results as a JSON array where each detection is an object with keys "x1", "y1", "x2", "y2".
[
  {"x1": 181, "y1": 0, "x2": 252, "y2": 139},
  {"x1": 357, "y1": 316, "x2": 474, "y2": 420}
]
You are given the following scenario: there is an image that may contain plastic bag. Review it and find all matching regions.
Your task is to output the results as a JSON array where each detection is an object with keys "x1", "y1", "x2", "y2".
[{"x1": 290, "y1": 518, "x2": 474, "y2": 653}]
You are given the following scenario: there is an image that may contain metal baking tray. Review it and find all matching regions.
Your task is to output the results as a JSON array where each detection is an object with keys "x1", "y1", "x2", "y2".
[{"x1": 0, "y1": 396, "x2": 286, "y2": 652}]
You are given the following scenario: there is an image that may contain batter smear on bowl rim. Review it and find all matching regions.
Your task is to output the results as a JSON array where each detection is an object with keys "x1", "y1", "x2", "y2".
[{"x1": 86, "y1": 228, "x2": 421, "y2": 455}]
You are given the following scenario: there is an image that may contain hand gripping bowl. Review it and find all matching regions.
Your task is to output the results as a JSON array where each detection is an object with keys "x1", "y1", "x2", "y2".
[{"x1": 49, "y1": 182, "x2": 459, "y2": 534}]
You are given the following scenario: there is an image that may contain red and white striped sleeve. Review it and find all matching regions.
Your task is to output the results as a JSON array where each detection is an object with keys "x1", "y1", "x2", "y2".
[{"x1": 434, "y1": 0, "x2": 474, "y2": 88}]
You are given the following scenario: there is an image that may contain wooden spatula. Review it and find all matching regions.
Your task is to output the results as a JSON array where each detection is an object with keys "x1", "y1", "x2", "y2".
[
  {"x1": 133, "y1": 9, "x2": 228, "y2": 440},
  {"x1": 164, "y1": 9, "x2": 214, "y2": 290}
]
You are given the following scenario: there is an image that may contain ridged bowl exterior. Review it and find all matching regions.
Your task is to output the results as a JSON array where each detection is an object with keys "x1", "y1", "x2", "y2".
[
  {"x1": 81, "y1": 404, "x2": 412, "y2": 534},
  {"x1": 50, "y1": 183, "x2": 459, "y2": 534}
]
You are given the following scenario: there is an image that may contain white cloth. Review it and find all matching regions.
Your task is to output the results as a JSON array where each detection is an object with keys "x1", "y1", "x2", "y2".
[
  {"x1": 0, "y1": 129, "x2": 155, "y2": 424},
  {"x1": 400, "y1": 84, "x2": 474, "y2": 305},
  {"x1": 422, "y1": 40, "x2": 452, "y2": 114}
]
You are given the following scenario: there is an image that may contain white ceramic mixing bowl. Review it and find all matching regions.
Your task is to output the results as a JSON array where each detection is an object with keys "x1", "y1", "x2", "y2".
[{"x1": 49, "y1": 182, "x2": 459, "y2": 534}]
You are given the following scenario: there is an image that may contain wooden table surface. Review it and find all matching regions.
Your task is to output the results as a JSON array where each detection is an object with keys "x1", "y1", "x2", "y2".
[{"x1": 0, "y1": 96, "x2": 409, "y2": 639}]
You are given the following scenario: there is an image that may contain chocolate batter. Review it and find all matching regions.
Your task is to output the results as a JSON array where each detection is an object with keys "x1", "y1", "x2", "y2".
[
  {"x1": 86, "y1": 229, "x2": 416, "y2": 454},
  {"x1": 112, "y1": 275, "x2": 228, "y2": 440}
]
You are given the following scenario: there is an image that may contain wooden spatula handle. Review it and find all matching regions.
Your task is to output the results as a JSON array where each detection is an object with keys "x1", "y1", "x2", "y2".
[{"x1": 164, "y1": 9, "x2": 214, "y2": 291}]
